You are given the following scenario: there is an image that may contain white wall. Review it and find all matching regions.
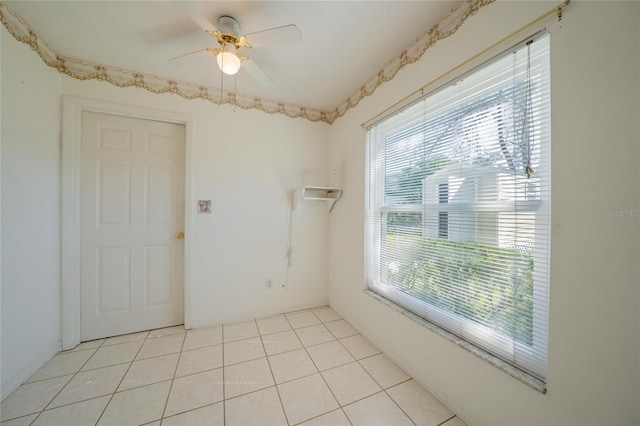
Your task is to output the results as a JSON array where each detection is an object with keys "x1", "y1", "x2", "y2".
[
  {"x1": 329, "y1": 2, "x2": 640, "y2": 425},
  {"x1": 1, "y1": 28, "x2": 62, "y2": 399},
  {"x1": 1, "y1": 14, "x2": 331, "y2": 398},
  {"x1": 61, "y1": 78, "x2": 331, "y2": 328}
]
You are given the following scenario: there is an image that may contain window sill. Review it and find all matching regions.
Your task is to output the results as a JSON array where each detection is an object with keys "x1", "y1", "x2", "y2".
[{"x1": 363, "y1": 288, "x2": 547, "y2": 394}]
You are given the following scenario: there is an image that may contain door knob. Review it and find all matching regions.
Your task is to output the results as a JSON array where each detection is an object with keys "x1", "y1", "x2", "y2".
[{"x1": 176, "y1": 232, "x2": 184, "y2": 240}]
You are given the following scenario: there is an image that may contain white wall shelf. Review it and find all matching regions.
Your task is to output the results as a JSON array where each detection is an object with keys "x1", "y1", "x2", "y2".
[{"x1": 293, "y1": 186, "x2": 343, "y2": 212}]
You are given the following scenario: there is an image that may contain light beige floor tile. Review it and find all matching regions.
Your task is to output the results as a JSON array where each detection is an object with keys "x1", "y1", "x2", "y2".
[
  {"x1": 164, "y1": 369, "x2": 224, "y2": 417},
  {"x1": 324, "y1": 320, "x2": 358, "y2": 339},
  {"x1": 339, "y1": 335, "x2": 381, "y2": 360},
  {"x1": 285, "y1": 311, "x2": 320, "y2": 329},
  {"x1": 175, "y1": 345, "x2": 222, "y2": 378},
  {"x1": 64, "y1": 339, "x2": 105, "y2": 353},
  {"x1": 161, "y1": 402, "x2": 223, "y2": 426},
  {"x1": 321, "y1": 362, "x2": 381, "y2": 406},
  {"x1": 311, "y1": 307, "x2": 342, "y2": 323},
  {"x1": 103, "y1": 331, "x2": 149, "y2": 346},
  {"x1": 26, "y1": 349, "x2": 95, "y2": 382},
  {"x1": 256, "y1": 315, "x2": 291, "y2": 335},
  {"x1": 295, "y1": 324, "x2": 335, "y2": 347},
  {"x1": 268, "y1": 349, "x2": 317, "y2": 384},
  {"x1": 306, "y1": 341, "x2": 355, "y2": 371},
  {"x1": 81, "y1": 340, "x2": 143, "y2": 371},
  {"x1": 0, "y1": 376, "x2": 71, "y2": 421},
  {"x1": 223, "y1": 358, "x2": 274, "y2": 399},
  {"x1": 49, "y1": 364, "x2": 128, "y2": 408},
  {"x1": 148, "y1": 325, "x2": 185, "y2": 339},
  {"x1": 359, "y1": 353, "x2": 410, "y2": 389},
  {"x1": 118, "y1": 353, "x2": 178, "y2": 391},
  {"x1": 98, "y1": 381, "x2": 170, "y2": 426},
  {"x1": 31, "y1": 395, "x2": 110, "y2": 426},
  {"x1": 343, "y1": 391, "x2": 413, "y2": 426},
  {"x1": 182, "y1": 327, "x2": 222, "y2": 351},
  {"x1": 387, "y1": 380, "x2": 454, "y2": 426},
  {"x1": 223, "y1": 321, "x2": 259, "y2": 343},
  {"x1": 223, "y1": 337, "x2": 265, "y2": 366},
  {"x1": 261, "y1": 330, "x2": 302, "y2": 356},
  {"x1": 0, "y1": 307, "x2": 465, "y2": 426},
  {"x1": 136, "y1": 334, "x2": 184, "y2": 360},
  {"x1": 442, "y1": 416, "x2": 467, "y2": 426},
  {"x1": 225, "y1": 387, "x2": 287, "y2": 426},
  {"x1": 277, "y1": 374, "x2": 339, "y2": 425},
  {"x1": 0, "y1": 414, "x2": 38, "y2": 426},
  {"x1": 298, "y1": 409, "x2": 351, "y2": 426}
]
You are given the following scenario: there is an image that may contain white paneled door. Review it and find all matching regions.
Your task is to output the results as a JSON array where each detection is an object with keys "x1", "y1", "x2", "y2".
[{"x1": 80, "y1": 111, "x2": 185, "y2": 341}]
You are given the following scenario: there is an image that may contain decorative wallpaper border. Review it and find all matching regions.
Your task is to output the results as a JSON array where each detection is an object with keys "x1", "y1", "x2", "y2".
[
  {"x1": 329, "y1": 0, "x2": 494, "y2": 123},
  {"x1": 0, "y1": 0, "x2": 493, "y2": 124}
]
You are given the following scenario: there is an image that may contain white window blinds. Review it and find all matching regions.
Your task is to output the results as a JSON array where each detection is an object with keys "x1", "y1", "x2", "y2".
[{"x1": 366, "y1": 32, "x2": 550, "y2": 380}]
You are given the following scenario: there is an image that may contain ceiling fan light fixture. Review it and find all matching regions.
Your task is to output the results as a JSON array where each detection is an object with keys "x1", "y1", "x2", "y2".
[{"x1": 216, "y1": 49, "x2": 241, "y2": 75}]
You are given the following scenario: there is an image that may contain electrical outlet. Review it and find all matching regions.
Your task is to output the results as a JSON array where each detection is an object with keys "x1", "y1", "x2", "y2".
[{"x1": 266, "y1": 279, "x2": 272, "y2": 289}]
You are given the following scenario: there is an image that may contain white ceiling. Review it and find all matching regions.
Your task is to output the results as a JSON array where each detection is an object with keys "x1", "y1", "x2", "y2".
[{"x1": 6, "y1": 1, "x2": 456, "y2": 112}]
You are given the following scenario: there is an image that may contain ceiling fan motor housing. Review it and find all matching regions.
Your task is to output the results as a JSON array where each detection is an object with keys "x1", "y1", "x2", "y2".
[{"x1": 218, "y1": 16, "x2": 241, "y2": 36}]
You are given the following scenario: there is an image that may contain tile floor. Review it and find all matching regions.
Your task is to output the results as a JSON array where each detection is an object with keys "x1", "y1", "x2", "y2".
[{"x1": 0, "y1": 306, "x2": 465, "y2": 426}]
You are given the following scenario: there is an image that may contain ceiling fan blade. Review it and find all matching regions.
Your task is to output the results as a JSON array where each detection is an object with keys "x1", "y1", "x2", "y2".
[
  {"x1": 172, "y1": 1, "x2": 218, "y2": 33},
  {"x1": 243, "y1": 24, "x2": 301, "y2": 48},
  {"x1": 242, "y1": 59, "x2": 273, "y2": 87},
  {"x1": 168, "y1": 48, "x2": 208, "y2": 62}
]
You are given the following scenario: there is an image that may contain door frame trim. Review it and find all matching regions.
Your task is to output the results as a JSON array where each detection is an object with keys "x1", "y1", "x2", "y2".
[{"x1": 61, "y1": 96, "x2": 193, "y2": 350}]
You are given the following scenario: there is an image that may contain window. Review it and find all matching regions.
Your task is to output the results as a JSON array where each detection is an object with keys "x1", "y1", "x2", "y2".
[{"x1": 366, "y1": 33, "x2": 550, "y2": 381}]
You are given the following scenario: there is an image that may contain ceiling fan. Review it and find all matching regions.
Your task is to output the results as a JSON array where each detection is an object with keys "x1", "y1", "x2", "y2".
[{"x1": 172, "y1": 2, "x2": 302, "y2": 86}]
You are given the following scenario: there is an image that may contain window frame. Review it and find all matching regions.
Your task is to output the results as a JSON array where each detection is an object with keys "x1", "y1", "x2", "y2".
[{"x1": 365, "y1": 32, "x2": 551, "y2": 383}]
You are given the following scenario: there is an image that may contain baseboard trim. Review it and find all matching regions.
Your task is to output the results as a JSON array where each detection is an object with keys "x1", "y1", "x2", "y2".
[
  {"x1": 188, "y1": 300, "x2": 330, "y2": 330},
  {"x1": 1, "y1": 340, "x2": 61, "y2": 402}
]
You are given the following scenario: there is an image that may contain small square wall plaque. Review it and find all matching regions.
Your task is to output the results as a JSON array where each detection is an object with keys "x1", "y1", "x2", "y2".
[{"x1": 197, "y1": 200, "x2": 212, "y2": 214}]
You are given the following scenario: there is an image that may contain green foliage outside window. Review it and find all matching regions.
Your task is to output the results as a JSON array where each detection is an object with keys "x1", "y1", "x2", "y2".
[{"x1": 384, "y1": 235, "x2": 534, "y2": 346}]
